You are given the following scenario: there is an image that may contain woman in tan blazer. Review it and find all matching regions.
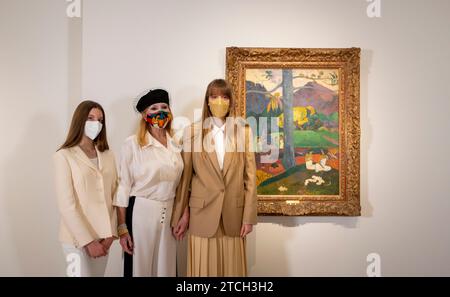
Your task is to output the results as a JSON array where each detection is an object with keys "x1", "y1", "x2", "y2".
[
  {"x1": 171, "y1": 79, "x2": 257, "y2": 277},
  {"x1": 54, "y1": 101, "x2": 118, "y2": 277}
]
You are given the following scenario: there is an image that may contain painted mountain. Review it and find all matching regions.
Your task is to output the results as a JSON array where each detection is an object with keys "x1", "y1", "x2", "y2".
[
  {"x1": 246, "y1": 80, "x2": 271, "y2": 116},
  {"x1": 293, "y1": 81, "x2": 338, "y2": 116}
]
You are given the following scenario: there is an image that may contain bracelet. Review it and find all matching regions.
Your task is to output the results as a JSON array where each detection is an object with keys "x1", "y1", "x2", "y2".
[
  {"x1": 118, "y1": 228, "x2": 129, "y2": 237},
  {"x1": 118, "y1": 223, "x2": 128, "y2": 237}
]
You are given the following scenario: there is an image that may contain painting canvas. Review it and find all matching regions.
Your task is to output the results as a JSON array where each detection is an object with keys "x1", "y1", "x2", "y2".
[
  {"x1": 246, "y1": 68, "x2": 340, "y2": 197},
  {"x1": 226, "y1": 47, "x2": 361, "y2": 216}
]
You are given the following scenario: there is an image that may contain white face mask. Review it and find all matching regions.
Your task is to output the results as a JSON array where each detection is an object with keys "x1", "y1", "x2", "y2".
[{"x1": 85, "y1": 121, "x2": 103, "y2": 140}]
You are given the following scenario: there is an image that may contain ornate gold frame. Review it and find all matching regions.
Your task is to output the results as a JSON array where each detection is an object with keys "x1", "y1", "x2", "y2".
[{"x1": 226, "y1": 47, "x2": 361, "y2": 216}]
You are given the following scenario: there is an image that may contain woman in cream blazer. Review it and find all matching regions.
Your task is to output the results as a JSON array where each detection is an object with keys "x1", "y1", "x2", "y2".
[{"x1": 54, "y1": 100, "x2": 118, "y2": 277}]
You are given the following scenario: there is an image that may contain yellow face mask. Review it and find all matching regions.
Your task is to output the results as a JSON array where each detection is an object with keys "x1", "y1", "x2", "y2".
[{"x1": 208, "y1": 97, "x2": 230, "y2": 118}]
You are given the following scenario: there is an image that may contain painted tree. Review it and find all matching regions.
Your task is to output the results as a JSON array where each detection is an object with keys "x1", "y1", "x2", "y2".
[
  {"x1": 247, "y1": 70, "x2": 296, "y2": 170},
  {"x1": 247, "y1": 70, "x2": 338, "y2": 170},
  {"x1": 281, "y1": 69, "x2": 296, "y2": 170}
]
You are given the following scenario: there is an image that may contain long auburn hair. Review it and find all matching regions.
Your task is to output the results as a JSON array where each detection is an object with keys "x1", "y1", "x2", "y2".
[
  {"x1": 201, "y1": 79, "x2": 235, "y2": 138},
  {"x1": 58, "y1": 100, "x2": 109, "y2": 152}
]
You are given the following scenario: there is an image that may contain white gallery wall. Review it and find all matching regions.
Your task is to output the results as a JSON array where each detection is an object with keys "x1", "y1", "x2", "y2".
[{"x1": 0, "y1": 0, "x2": 449, "y2": 276}]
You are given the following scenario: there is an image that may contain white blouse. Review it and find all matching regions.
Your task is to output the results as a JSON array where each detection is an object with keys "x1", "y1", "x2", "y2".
[
  {"x1": 212, "y1": 123, "x2": 226, "y2": 170},
  {"x1": 113, "y1": 131, "x2": 184, "y2": 208}
]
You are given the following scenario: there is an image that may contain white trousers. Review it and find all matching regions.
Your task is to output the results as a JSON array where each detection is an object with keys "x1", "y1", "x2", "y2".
[
  {"x1": 131, "y1": 197, "x2": 176, "y2": 276},
  {"x1": 62, "y1": 243, "x2": 108, "y2": 277}
]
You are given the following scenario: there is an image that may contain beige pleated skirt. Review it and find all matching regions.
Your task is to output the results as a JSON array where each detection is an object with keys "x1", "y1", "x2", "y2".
[{"x1": 187, "y1": 219, "x2": 247, "y2": 277}]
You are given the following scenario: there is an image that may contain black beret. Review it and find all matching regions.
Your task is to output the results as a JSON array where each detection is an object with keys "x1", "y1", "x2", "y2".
[{"x1": 136, "y1": 89, "x2": 170, "y2": 112}]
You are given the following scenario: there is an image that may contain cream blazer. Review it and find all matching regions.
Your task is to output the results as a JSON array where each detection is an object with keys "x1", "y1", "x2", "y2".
[
  {"x1": 53, "y1": 146, "x2": 118, "y2": 248},
  {"x1": 171, "y1": 122, "x2": 257, "y2": 238}
]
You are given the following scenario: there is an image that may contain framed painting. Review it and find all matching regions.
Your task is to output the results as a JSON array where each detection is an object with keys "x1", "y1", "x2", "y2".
[{"x1": 226, "y1": 47, "x2": 361, "y2": 216}]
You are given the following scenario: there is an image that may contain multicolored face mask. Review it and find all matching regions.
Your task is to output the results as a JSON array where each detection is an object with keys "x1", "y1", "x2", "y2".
[{"x1": 146, "y1": 110, "x2": 172, "y2": 129}]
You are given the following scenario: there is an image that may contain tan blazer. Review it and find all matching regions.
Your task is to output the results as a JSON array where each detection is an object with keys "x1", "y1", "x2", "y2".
[
  {"x1": 53, "y1": 146, "x2": 118, "y2": 248},
  {"x1": 171, "y1": 122, "x2": 257, "y2": 238}
]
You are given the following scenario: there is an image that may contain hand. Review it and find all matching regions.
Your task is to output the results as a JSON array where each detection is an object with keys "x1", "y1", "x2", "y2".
[
  {"x1": 100, "y1": 237, "x2": 114, "y2": 251},
  {"x1": 85, "y1": 240, "x2": 107, "y2": 258},
  {"x1": 172, "y1": 209, "x2": 189, "y2": 241},
  {"x1": 119, "y1": 233, "x2": 134, "y2": 255},
  {"x1": 240, "y1": 224, "x2": 253, "y2": 238}
]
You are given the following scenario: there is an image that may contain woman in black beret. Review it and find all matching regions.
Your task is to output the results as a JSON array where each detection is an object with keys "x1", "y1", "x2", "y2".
[{"x1": 113, "y1": 89, "x2": 184, "y2": 276}]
